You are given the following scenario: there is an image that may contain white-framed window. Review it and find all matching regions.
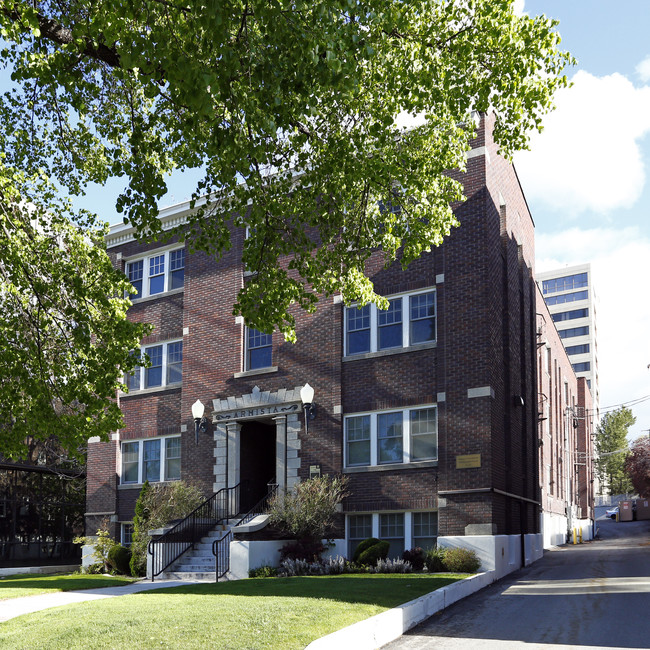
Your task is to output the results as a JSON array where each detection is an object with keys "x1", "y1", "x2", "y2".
[
  {"x1": 126, "y1": 340, "x2": 183, "y2": 391},
  {"x1": 344, "y1": 289, "x2": 436, "y2": 356},
  {"x1": 380, "y1": 513, "x2": 405, "y2": 559},
  {"x1": 246, "y1": 327, "x2": 272, "y2": 370},
  {"x1": 346, "y1": 511, "x2": 438, "y2": 559},
  {"x1": 344, "y1": 405, "x2": 437, "y2": 468},
  {"x1": 126, "y1": 247, "x2": 185, "y2": 300},
  {"x1": 120, "y1": 435, "x2": 181, "y2": 485},
  {"x1": 412, "y1": 511, "x2": 437, "y2": 550},
  {"x1": 347, "y1": 513, "x2": 372, "y2": 558},
  {"x1": 121, "y1": 523, "x2": 134, "y2": 547}
]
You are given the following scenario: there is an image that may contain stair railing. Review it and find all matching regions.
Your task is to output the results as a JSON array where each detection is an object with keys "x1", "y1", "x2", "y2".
[
  {"x1": 148, "y1": 482, "x2": 242, "y2": 581},
  {"x1": 212, "y1": 481, "x2": 278, "y2": 581}
]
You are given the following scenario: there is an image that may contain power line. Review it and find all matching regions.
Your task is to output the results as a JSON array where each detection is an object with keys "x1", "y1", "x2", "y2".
[{"x1": 585, "y1": 393, "x2": 650, "y2": 415}]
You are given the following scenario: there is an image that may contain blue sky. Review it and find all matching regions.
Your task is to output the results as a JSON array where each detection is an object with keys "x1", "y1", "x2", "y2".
[
  {"x1": 71, "y1": 2, "x2": 650, "y2": 441},
  {"x1": 514, "y1": 0, "x2": 650, "y2": 441}
]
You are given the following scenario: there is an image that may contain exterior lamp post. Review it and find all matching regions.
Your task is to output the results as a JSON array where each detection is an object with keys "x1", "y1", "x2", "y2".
[
  {"x1": 300, "y1": 383, "x2": 316, "y2": 434},
  {"x1": 192, "y1": 399, "x2": 208, "y2": 445}
]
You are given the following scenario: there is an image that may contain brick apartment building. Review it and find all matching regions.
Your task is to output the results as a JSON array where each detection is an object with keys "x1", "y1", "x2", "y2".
[{"x1": 85, "y1": 114, "x2": 594, "y2": 573}]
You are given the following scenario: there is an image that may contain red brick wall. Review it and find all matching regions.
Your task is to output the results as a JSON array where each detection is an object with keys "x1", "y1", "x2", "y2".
[{"x1": 87, "y1": 114, "x2": 548, "y2": 539}]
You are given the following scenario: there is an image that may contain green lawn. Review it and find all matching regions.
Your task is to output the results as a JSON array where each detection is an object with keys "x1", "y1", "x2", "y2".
[
  {"x1": 0, "y1": 573, "x2": 467, "y2": 649},
  {"x1": 0, "y1": 574, "x2": 136, "y2": 601}
]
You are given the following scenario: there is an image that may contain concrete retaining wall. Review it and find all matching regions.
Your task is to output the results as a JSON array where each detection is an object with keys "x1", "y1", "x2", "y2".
[
  {"x1": 437, "y1": 534, "x2": 540, "y2": 579},
  {"x1": 305, "y1": 571, "x2": 497, "y2": 650},
  {"x1": 0, "y1": 565, "x2": 80, "y2": 577}
]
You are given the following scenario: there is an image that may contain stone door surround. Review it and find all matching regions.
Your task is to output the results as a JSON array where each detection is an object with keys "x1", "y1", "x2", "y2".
[{"x1": 211, "y1": 385, "x2": 304, "y2": 495}]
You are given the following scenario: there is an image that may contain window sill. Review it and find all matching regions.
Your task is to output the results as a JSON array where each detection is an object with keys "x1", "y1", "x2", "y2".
[
  {"x1": 343, "y1": 460, "x2": 438, "y2": 473},
  {"x1": 119, "y1": 384, "x2": 182, "y2": 398},
  {"x1": 130, "y1": 287, "x2": 184, "y2": 304},
  {"x1": 119, "y1": 479, "x2": 180, "y2": 490},
  {"x1": 343, "y1": 341, "x2": 436, "y2": 362},
  {"x1": 233, "y1": 366, "x2": 278, "y2": 379}
]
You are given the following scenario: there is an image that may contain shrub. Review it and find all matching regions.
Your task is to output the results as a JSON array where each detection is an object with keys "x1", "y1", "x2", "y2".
[
  {"x1": 279, "y1": 558, "x2": 314, "y2": 577},
  {"x1": 107, "y1": 544, "x2": 132, "y2": 575},
  {"x1": 402, "y1": 547, "x2": 426, "y2": 571},
  {"x1": 372, "y1": 558, "x2": 412, "y2": 574},
  {"x1": 279, "y1": 538, "x2": 327, "y2": 562},
  {"x1": 357, "y1": 540, "x2": 389, "y2": 566},
  {"x1": 129, "y1": 480, "x2": 205, "y2": 577},
  {"x1": 248, "y1": 565, "x2": 277, "y2": 578},
  {"x1": 130, "y1": 480, "x2": 152, "y2": 577},
  {"x1": 268, "y1": 475, "x2": 349, "y2": 557},
  {"x1": 352, "y1": 537, "x2": 380, "y2": 564},
  {"x1": 278, "y1": 555, "x2": 356, "y2": 577},
  {"x1": 425, "y1": 547, "x2": 447, "y2": 573},
  {"x1": 321, "y1": 555, "x2": 355, "y2": 575},
  {"x1": 83, "y1": 563, "x2": 104, "y2": 575},
  {"x1": 442, "y1": 547, "x2": 481, "y2": 573},
  {"x1": 74, "y1": 525, "x2": 116, "y2": 572}
]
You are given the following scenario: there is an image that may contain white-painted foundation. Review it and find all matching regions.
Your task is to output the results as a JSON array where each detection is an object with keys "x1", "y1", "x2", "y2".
[
  {"x1": 542, "y1": 511, "x2": 568, "y2": 547},
  {"x1": 229, "y1": 538, "x2": 348, "y2": 580},
  {"x1": 437, "y1": 533, "x2": 543, "y2": 580}
]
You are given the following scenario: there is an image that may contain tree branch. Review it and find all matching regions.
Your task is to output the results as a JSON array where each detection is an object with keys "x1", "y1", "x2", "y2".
[{"x1": 2, "y1": 7, "x2": 121, "y2": 68}]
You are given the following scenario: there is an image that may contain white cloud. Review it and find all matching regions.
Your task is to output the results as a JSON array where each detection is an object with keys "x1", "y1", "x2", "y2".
[
  {"x1": 515, "y1": 71, "x2": 650, "y2": 215},
  {"x1": 636, "y1": 55, "x2": 650, "y2": 83},
  {"x1": 536, "y1": 227, "x2": 650, "y2": 440},
  {"x1": 513, "y1": 0, "x2": 525, "y2": 16}
]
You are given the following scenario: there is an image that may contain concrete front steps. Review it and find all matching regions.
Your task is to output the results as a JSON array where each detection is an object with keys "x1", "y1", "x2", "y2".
[{"x1": 157, "y1": 522, "x2": 234, "y2": 581}]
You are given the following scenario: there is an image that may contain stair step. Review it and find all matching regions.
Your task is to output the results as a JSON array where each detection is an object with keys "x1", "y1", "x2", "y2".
[
  {"x1": 160, "y1": 571, "x2": 218, "y2": 582},
  {"x1": 171, "y1": 561, "x2": 211, "y2": 569},
  {"x1": 177, "y1": 557, "x2": 214, "y2": 566},
  {"x1": 159, "y1": 519, "x2": 240, "y2": 581}
]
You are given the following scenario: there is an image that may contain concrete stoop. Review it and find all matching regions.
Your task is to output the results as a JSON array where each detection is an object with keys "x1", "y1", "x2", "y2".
[{"x1": 305, "y1": 571, "x2": 497, "y2": 650}]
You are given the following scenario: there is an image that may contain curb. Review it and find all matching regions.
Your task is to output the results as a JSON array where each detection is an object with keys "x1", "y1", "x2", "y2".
[{"x1": 305, "y1": 571, "x2": 496, "y2": 650}]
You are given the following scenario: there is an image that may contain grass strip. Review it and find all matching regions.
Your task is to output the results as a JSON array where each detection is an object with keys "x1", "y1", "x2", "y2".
[
  {"x1": 0, "y1": 574, "x2": 136, "y2": 601},
  {"x1": 0, "y1": 573, "x2": 467, "y2": 649}
]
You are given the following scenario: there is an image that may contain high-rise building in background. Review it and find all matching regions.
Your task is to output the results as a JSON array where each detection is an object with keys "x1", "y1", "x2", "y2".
[
  {"x1": 536, "y1": 263, "x2": 600, "y2": 496},
  {"x1": 536, "y1": 264, "x2": 599, "y2": 419}
]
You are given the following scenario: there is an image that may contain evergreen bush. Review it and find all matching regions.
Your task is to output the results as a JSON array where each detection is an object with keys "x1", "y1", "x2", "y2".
[
  {"x1": 129, "y1": 480, "x2": 152, "y2": 577},
  {"x1": 352, "y1": 537, "x2": 380, "y2": 564},
  {"x1": 108, "y1": 544, "x2": 132, "y2": 575},
  {"x1": 357, "y1": 540, "x2": 390, "y2": 566}
]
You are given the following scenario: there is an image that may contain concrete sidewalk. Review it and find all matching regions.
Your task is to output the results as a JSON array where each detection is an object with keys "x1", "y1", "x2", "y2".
[{"x1": 0, "y1": 579, "x2": 200, "y2": 622}]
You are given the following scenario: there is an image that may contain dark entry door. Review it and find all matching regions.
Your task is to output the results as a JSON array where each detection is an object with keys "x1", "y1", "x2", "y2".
[{"x1": 239, "y1": 421, "x2": 276, "y2": 513}]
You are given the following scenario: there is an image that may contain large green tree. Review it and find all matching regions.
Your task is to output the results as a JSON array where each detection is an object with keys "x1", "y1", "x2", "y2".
[
  {"x1": 595, "y1": 407, "x2": 636, "y2": 496},
  {"x1": 0, "y1": 1, "x2": 572, "y2": 339},
  {"x1": 0, "y1": 169, "x2": 151, "y2": 459}
]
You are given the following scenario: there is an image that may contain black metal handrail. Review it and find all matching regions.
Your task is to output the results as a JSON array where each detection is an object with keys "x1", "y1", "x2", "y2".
[
  {"x1": 148, "y1": 482, "x2": 242, "y2": 581},
  {"x1": 212, "y1": 482, "x2": 278, "y2": 581}
]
